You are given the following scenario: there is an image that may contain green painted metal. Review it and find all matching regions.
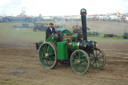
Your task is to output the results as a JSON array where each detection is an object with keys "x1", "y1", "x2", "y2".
[
  {"x1": 38, "y1": 42, "x2": 57, "y2": 69},
  {"x1": 72, "y1": 33, "x2": 78, "y2": 41},
  {"x1": 46, "y1": 34, "x2": 59, "y2": 45},
  {"x1": 90, "y1": 48, "x2": 106, "y2": 69},
  {"x1": 56, "y1": 28, "x2": 71, "y2": 35},
  {"x1": 70, "y1": 50, "x2": 90, "y2": 74},
  {"x1": 62, "y1": 30, "x2": 71, "y2": 35},
  {"x1": 62, "y1": 35, "x2": 72, "y2": 42},
  {"x1": 57, "y1": 42, "x2": 68, "y2": 60},
  {"x1": 35, "y1": 41, "x2": 42, "y2": 49},
  {"x1": 68, "y1": 42, "x2": 79, "y2": 51}
]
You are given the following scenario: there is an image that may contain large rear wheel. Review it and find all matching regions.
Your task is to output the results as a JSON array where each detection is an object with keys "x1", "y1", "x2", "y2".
[
  {"x1": 70, "y1": 50, "x2": 90, "y2": 74},
  {"x1": 38, "y1": 42, "x2": 57, "y2": 69}
]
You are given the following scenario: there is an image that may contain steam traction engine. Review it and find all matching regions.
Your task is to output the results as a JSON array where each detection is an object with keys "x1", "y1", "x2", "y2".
[{"x1": 34, "y1": 8, "x2": 106, "y2": 74}]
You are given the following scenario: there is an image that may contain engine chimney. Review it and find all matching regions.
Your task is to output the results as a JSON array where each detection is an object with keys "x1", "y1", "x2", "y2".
[{"x1": 80, "y1": 8, "x2": 87, "y2": 41}]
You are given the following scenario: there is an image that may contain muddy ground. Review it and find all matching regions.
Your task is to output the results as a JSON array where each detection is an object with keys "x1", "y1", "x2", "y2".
[
  {"x1": 0, "y1": 21, "x2": 128, "y2": 85},
  {"x1": 0, "y1": 40, "x2": 128, "y2": 85}
]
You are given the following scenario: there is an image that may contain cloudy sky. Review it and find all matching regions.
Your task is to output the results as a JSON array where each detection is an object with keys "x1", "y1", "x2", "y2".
[{"x1": 0, "y1": 0, "x2": 128, "y2": 16}]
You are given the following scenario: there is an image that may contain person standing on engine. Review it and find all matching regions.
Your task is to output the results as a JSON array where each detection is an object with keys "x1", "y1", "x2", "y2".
[{"x1": 46, "y1": 23, "x2": 56, "y2": 39}]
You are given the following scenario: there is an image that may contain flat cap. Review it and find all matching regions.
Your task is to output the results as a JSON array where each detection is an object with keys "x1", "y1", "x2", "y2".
[{"x1": 49, "y1": 23, "x2": 53, "y2": 25}]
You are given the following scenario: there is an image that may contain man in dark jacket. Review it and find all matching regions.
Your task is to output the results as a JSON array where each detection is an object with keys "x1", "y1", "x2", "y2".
[{"x1": 46, "y1": 23, "x2": 56, "y2": 39}]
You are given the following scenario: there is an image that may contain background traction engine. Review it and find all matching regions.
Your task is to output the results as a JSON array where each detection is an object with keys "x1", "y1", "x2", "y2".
[{"x1": 34, "y1": 8, "x2": 106, "y2": 74}]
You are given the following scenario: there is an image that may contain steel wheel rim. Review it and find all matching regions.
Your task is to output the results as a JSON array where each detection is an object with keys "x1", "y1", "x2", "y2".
[
  {"x1": 39, "y1": 42, "x2": 57, "y2": 69},
  {"x1": 90, "y1": 48, "x2": 106, "y2": 69},
  {"x1": 70, "y1": 50, "x2": 90, "y2": 74}
]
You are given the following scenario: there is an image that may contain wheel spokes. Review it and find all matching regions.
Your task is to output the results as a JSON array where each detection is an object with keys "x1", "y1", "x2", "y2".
[
  {"x1": 71, "y1": 50, "x2": 89, "y2": 74},
  {"x1": 47, "y1": 45, "x2": 50, "y2": 52},
  {"x1": 49, "y1": 52, "x2": 54, "y2": 57},
  {"x1": 90, "y1": 48, "x2": 105, "y2": 69},
  {"x1": 39, "y1": 43, "x2": 57, "y2": 69}
]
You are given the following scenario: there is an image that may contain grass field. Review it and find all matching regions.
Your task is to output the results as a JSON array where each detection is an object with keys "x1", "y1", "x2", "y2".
[
  {"x1": 0, "y1": 22, "x2": 127, "y2": 43},
  {"x1": 0, "y1": 23, "x2": 45, "y2": 42}
]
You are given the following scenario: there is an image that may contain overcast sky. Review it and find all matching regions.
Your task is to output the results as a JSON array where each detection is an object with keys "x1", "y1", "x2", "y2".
[{"x1": 0, "y1": 0, "x2": 128, "y2": 16}]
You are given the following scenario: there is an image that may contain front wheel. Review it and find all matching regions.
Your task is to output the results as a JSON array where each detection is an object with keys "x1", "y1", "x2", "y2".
[
  {"x1": 90, "y1": 47, "x2": 106, "y2": 69},
  {"x1": 70, "y1": 50, "x2": 90, "y2": 74}
]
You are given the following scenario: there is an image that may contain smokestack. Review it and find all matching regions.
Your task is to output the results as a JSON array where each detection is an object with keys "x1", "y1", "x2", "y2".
[{"x1": 80, "y1": 8, "x2": 87, "y2": 41}]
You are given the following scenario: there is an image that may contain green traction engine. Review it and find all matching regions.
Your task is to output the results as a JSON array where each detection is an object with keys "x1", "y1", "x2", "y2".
[{"x1": 34, "y1": 8, "x2": 106, "y2": 74}]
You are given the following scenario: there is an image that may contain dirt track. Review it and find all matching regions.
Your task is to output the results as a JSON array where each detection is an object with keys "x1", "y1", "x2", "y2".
[
  {"x1": 0, "y1": 21, "x2": 128, "y2": 85},
  {"x1": 0, "y1": 40, "x2": 128, "y2": 85}
]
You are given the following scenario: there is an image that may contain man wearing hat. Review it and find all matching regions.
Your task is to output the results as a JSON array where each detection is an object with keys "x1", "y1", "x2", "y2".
[{"x1": 46, "y1": 23, "x2": 56, "y2": 39}]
